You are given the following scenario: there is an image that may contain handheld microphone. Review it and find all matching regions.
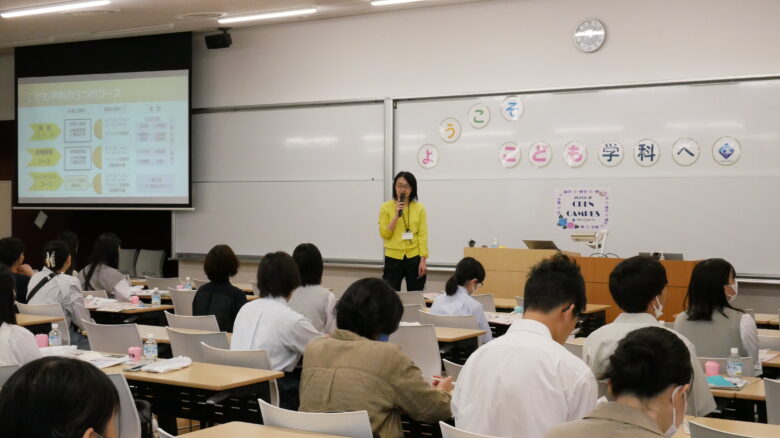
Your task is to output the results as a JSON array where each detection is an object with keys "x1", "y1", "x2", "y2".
[{"x1": 398, "y1": 193, "x2": 405, "y2": 217}]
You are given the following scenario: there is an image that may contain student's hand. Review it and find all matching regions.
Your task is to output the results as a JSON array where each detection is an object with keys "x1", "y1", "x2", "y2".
[
  {"x1": 18, "y1": 264, "x2": 34, "y2": 276},
  {"x1": 432, "y1": 376, "x2": 454, "y2": 393},
  {"x1": 418, "y1": 258, "x2": 427, "y2": 278}
]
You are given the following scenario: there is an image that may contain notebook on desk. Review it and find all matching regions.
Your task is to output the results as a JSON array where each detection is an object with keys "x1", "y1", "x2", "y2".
[{"x1": 706, "y1": 375, "x2": 748, "y2": 390}]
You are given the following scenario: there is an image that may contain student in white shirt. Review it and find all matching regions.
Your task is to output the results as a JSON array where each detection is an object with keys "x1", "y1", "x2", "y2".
[
  {"x1": 582, "y1": 256, "x2": 716, "y2": 416},
  {"x1": 231, "y1": 251, "x2": 322, "y2": 410},
  {"x1": 430, "y1": 256, "x2": 492, "y2": 343},
  {"x1": 452, "y1": 254, "x2": 597, "y2": 438},
  {"x1": 77, "y1": 232, "x2": 139, "y2": 302},
  {"x1": 674, "y1": 258, "x2": 760, "y2": 374},
  {"x1": 0, "y1": 264, "x2": 41, "y2": 366},
  {"x1": 27, "y1": 241, "x2": 94, "y2": 350},
  {"x1": 289, "y1": 243, "x2": 336, "y2": 334}
]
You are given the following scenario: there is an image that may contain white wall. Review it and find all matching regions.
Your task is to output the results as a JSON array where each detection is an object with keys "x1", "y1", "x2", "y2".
[{"x1": 0, "y1": 53, "x2": 13, "y2": 120}]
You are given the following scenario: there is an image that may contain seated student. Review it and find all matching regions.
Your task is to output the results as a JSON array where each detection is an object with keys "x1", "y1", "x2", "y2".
[
  {"x1": 582, "y1": 255, "x2": 715, "y2": 416},
  {"x1": 430, "y1": 256, "x2": 492, "y2": 344},
  {"x1": 58, "y1": 231, "x2": 79, "y2": 276},
  {"x1": 452, "y1": 254, "x2": 597, "y2": 438},
  {"x1": 78, "y1": 232, "x2": 138, "y2": 301},
  {"x1": 300, "y1": 278, "x2": 453, "y2": 438},
  {"x1": 289, "y1": 243, "x2": 336, "y2": 334},
  {"x1": 231, "y1": 251, "x2": 322, "y2": 410},
  {"x1": 674, "y1": 258, "x2": 760, "y2": 374},
  {"x1": 0, "y1": 237, "x2": 34, "y2": 304},
  {"x1": 0, "y1": 356, "x2": 119, "y2": 438},
  {"x1": 0, "y1": 264, "x2": 41, "y2": 366},
  {"x1": 28, "y1": 241, "x2": 94, "y2": 349},
  {"x1": 192, "y1": 244, "x2": 247, "y2": 332},
  {"x1": 547, "y1": 327, "x2": 692, "y2": 438}
]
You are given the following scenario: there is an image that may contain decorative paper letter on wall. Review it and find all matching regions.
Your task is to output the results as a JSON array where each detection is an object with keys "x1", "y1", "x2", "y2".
[
  {"x1": 598, "y1": 141, "x2": 624, "y2": 167},
  {"x1": 563, "y1": 141, "x2": 587, "y2": 168},
  {"x1": 417, "y1": 144, "x2": 439, "y2": 169},
  {"x1": 712, "y1": 137, "x2": 741, "y2": 166},
  {"x1": 672, "y1": 138, "x2": 700, "y2": 166},
  {"x1": 634, "y1": 138, "x2": 660, "y2": 167},
  {"x1": 439, "y1": 118, "x2": 461, "y2": 143},
  {"x1": 468, "y1": 103, "x2": 490, "y2": 129},
  {"x1": 499, "y1": 142, "x2": 521, "y2": 168},
  {"x1": 529, "y1": 141, "x2": 552, "y2": 168},
  {"x1": 500, "y1": 96, "x2": 524, "y2": 121}
]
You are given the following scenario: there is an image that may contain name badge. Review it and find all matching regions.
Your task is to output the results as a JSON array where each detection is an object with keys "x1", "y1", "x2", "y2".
[{"x1": 402, "y1": 231, "x2": 414, "y2": 241}]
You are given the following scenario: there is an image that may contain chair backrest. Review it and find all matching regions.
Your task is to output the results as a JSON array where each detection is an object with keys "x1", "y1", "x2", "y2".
[
  {"x1": 397, "y1": 291, "x2": 425, "y2": 307},
  {"x1": 766, "y1": 378, "x2": 780, "y2": 425},
  {"x1": 145, "y1": 276, "x2": 181, "y2": 291},
  {"x1": 83, "y1": 320, "x2": 143, "y2": 355},
  {"x1": 419, "y1": 311, "x2": 478, "y2": 330},
  {"x1": 106, "y1": 373, "x2": 141, "y2": 438},
  {"x1": 440, "y1": 421, "x2": 506, "y2": 438},
  {"x1": 743, "y1": 308, "x2": 756, "y2": 321},
  {"x1": 16, "y1": 302, "x2": 70, "y2": 345},
  {"x1": 258, "y1": 398, "x2": 373, "y2": 438},
  {"x1": 200, "y1": 342, "x2": 279, "y2": 406},
  {"x1": 514, "y1": 296, "x2": 524, "y2": 307},
  {"x1": 82, "y1": 290, "x2": 108, "y2": 299},
  {"x1": 0, "y1": 364, "x2": 19, "y2": 387},
  {"x1": 136, "y1": 250, "x2": 166, "y2": 278},
  {"x1": 401, "y1": 304, "x2": 423, "y2": 323},
  {"x1": 166, "y1": 328, "x2": 228, "y2": 362},
  {"x1": 758, "y1": 334, "x2": 780, "y2": 350},
  {"x1": 167, "y1": 290, "x2": 197, "y2": 316},
  {"x1": 696, "y1": 357, "x2": 756, "y2": 377},
  {"x1": 388, "y1": 324, "x2": 441, "y2": 379},
  {"x1": 471, "y1": 294, "x2": 496, "y2": 313},
  {"x1": 156, "y1": 428, "x2": 175, "y2": 438},
  {"x1": 250, "y1": 280, "x2": 260, "y2": 297},
  {"x1": 192, "y1": 278, "x2": 209, "y2": 289},
  {"x1": 165, "y1": 311, "x2": 219, "y2": 331},
  {"x1": 118, "y1": 248, "x2": 138, "y2": 278},
  {"x1": 564, "y1": 338, "x2": 583, "y2": 358},
  {"x1": 442, "y1": 359, "x2": 462, "y2": 381},
  {"x1": 688, "y1": 420, "x2": 751, "y2": 438}
]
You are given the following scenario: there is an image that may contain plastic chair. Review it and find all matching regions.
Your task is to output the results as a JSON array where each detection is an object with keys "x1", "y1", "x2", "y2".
[
  {"x1": 440, "y1": 421, "x2": 506, "y2": 438},
  {"x1": 165, "y1": 311, "x2": 219, "y2": 331},
  {"x1": 167, "y1": 289, "x2": 197, "y2": 316},
  {"x1": 388, "y1": 324, "x2": 441, "y2": 379},
  {"x1": 200, "y1": 342, "x2": 280, "y2": 406},
  {"x1": 166, "y1": 328, "x2": 228, "y2": 362},
  {"x1": 514, "y1": 296, "x2": 524, "y2": 307},
  {"x1": 118, "y1": 248, "x2": 138, "y2": 278},
  {"x1": 82, "y1": 290, "x2": 108, "y2": 299},
  {"x1": 696, "y1": 357, "x2": 756, "y2": 377},
  {"x1": 136, "y1": 250, "x2": 166, "y2": 278},
  {"x1": 258, "y1": 398, "x2": 373, "y2": 438},
  {"x1": 758, "y1": 334, "x2": 780, "y2": 350},
  {"x1": 145, "y1": 276, "x2": 181, "y2": 291},
  {"x1": 0, "y1": 364, "x2": 19, "y2": 387},
  {"x1": 192, "y1": 278, "x2": 209, "y2": 289},
  {"x1": 442, "y1": 359, "x2": 462, "y2": 381},
  {"x1": 564, "y1": 337, "x2": 583, "y2": 358},
  {"x1": 16, "y1": 302, "x2": 71, "y2": 345},
  {"x1": 766, "y1": 378, "x2": 780, "y2": 425},
  {"x1": 743, "y1": 308, "x2": 756, "y2": 321},
  {"x1": 250, "y1": 280, "x2": 260, "y2": 297},
  {"x1": 688, "y1": 420, "x2": 751, "y2": 437},
  {"x1": 397, "y1": 291, "x2": 425, "y2": 307},
  {"x1": 82, "y1": 320, "x2": 143, "y2": 354},
  {"x1": 106, "y1": 373, "x2": 141, "y2": 438},
  {"x1": 471, "y1": 294, "x2": 496, "y2": 313},
  {"x1": 419, "y1": 311, "x2": 477, "y2": 330},
  {"x1": 401, "y1": 304, "x2": 423, "y2": 323}
]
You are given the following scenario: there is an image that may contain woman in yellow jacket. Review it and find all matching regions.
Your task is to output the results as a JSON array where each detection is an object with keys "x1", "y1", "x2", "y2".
[{"x1": 378, "y1": 171, "x2": 428, "y2": 291}]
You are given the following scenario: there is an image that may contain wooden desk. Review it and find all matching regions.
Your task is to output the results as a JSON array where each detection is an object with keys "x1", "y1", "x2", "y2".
[
  {"x1": 136, "y1": 325, "x2": 232, "y2": 344},
  {"x1": 87, "y1": 303, "x2": 175, "y2": 314},
  {"x1": 103, "y1": 361, "x2": 282, "y2": 391},
  {"x1": 735, "y1": 379, "x2": 765, "y2": 401},
  {"x1": 179, "y1": 422, "x2": 348, "y2": 437},
  {"x1": 16, "y1": 313, "x2": 64, "y2": 327},
  {"x1": 755, "y1": 313, "x2": 779, "y2": 326},
  {"x1": 434, "y1": 327, "x2": 485, "y2": 342},
  {"x1": 672, "y1": 417, "x2": 780, "y2": 438},
  {"x1": 709, "y1": 376, "x2": 762, "y2": 399},
  {"x1": 130, "y1": 279, "x2": 255, "y2": 295},
  {"x1": 763, "y1": 350, "x2": 780, "y2": 368},
  {"x1": 758, "y1": 328, "x2": 780, "y2": 337}
]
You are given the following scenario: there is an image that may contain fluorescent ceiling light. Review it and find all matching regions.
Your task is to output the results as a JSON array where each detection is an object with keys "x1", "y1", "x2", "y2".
[
  {"x1": 371, "y1": 0, "x2": 424, "y2": 6},
  {"x1": 1, "y1": 0, "x2": 111, "y2": 18},
  {"x1": 218, "y1": 7, "x2": 317, "y2": 24}
]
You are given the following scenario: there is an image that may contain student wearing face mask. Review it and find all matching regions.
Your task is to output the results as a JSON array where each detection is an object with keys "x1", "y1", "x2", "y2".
[
  {"x1": 582, "y1": 256, "x2": 715, "y2": 417},
  {"x1": 674, "y1": 258, "x2": 759, "y2": 374},
  {"x1": 430, "y1": 257, "x2": 492, "y2": 344},
  {"x1": 547, "y1": 326, "x2": 692, "y2": 438}
]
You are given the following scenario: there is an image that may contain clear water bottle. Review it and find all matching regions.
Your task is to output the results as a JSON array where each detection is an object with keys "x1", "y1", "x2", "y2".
[
  {"x1": 184, "y1": 277, "x2": 192, "y2": 289},
  {"x1": 726, "y1": 347, "x2": 742, "y2": 378},
  {"x1": 48, "y1": 323, "x2": 62, "y2": 346},
  {"x1": 143, "y1": 334, "x2": 158, "y2": 360},
  {"x1": 491, "y1": 237, "x2": 499, "y2": 248},
  {"x1": 151, "y1": 287, "x2": 161, "y2": 306}
]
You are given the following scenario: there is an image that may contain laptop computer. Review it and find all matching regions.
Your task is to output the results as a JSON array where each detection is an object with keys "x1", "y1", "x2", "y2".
[
  {"x1": 523, "y1": 240, "x2": 559, "y2": 250},
  {"x1": 638, "y1": 252, "x2": 684, "y2": 261}
]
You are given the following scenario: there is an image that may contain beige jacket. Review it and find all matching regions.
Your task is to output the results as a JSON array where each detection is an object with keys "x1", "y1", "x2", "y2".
[
  {"x1": 300, "y1": 329, "x2": 452, "y2": 438},
  {"x1": 546, "y1": 402, "x2": 665, "y2": 438}
]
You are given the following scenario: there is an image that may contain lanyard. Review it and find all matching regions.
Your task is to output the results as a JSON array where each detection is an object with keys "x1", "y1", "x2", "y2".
[{"x1": 401, "y1": 203, "x2": 410, "y2": 232}]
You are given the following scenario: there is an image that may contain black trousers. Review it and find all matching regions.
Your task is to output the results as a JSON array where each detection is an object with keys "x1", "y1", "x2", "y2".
[{"x1": 383, "y1": 255, "x2": 427, "y2": 291}]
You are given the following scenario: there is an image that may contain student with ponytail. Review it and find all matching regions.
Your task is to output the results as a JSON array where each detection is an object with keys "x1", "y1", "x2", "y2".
[
  {"x1": 547, "y1": 326, "x2": 692, "y2": 438},
  {"x1": 27, "y1": 241, "x2": 93, "y2": 348},
  {"x1": 430, "y1": 257, "x2": 492, "y2": 343}
]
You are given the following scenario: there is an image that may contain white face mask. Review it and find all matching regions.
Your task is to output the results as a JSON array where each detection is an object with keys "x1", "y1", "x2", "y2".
[
  {"x1": 726, "y1": 282, "x2": 738, "y2": 302},
  {"x1": 652, "y1": 296, "x2": 664, "y2": 319},
  {"x1": 664, "y1": 386, "x2": 686, "y2": 437}
]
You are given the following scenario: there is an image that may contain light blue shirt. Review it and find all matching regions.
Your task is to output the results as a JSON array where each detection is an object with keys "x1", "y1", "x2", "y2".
[{"x1": 430, "y1": 286, "x2": 492, "y2": 343}]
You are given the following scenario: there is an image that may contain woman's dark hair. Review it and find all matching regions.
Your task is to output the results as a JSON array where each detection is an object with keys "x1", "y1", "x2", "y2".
[
  {"x1": 203, "y1": 244, "x2": 239, "y2": 283},
  {"x1": 257, "y1": 251, "x2": 301, "y2": 299},
  {"x1": 58, "y1": 231, "x2": 79, "y2": 257},
  {"x1": 0, "y1": 263, "x2": 16, "y2": 325},
  {"x1": 42, "y1": 240, "x2": 70, "y2": 272},
  {"x1": 602, "y1": 326, "x2": 692, "y2": 399},
  {"x1": 445, "y1": 257, "x2": 485, "y2": 295},
  {"x1": 0, "y1": 356, "x2": 119, "y2": 438},
  {"x1": 684, "y1": 258, "x2": 742, "y2": 321},
  {"x1": 293, "y1": 243, "x2": 323, "y2": 287},
  {"x1": 392, "y1": 171, "x2": 418, "y2": 202},
  {"x1": 336, "y1": 278, "x2": 403, "y2": 339},
  {"x1": 0, "y1": 237, "x2": 25, "y2": 267},
  {"x1": 84, "y1": 232, "x2": 121, "y2": 289}
]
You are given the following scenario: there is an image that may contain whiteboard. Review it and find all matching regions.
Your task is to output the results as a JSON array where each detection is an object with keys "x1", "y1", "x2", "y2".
[
  {"x1": 174, "y1": 102, "x2": 386, "y2": 261},
  {"x1": 395, "y1": 79, "x2": 780, "y2": 275}
]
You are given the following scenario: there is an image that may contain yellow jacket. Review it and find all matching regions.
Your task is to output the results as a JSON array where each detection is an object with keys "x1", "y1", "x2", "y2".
[{"x1": 378, "y1": 200, "x2": 429, "y2": 260}]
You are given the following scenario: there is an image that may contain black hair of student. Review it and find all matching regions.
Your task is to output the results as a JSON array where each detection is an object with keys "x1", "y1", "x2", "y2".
[
  {"x1": 58, "y1": 231, "x2": 79, "y2": 256},
  {"x1": 0, "y1": 237, "x2": 25, "y2": 267},
  {"x1": 684, "y1": 258, "x2": 743, "y2": 321},
  {"x1": 336, "y1": 278, "x2": 403, "y2": 339},
  {"x1": 445, "y1": 257, "x2": 485, "y2": 296},
  {"x1": 203, "y1": 244, "x2": 239, "y2": 283},
  {"x1": 523, "y1": 253, "x2": 586, "y2": 316},
  {"x1": 0, "y1": 356, "x2": 119, "y2": 438},
  {"x1": 603, "y1": 326, "x2": 692, "y2": 399},
  {"x1": 84, "y1": 232, "x2": 121, "y2": 287},
  {"x1": 42, "y1": 240, "x2": 70, "y2": 272},
  {"x1": 293, "y1": 243, "x2": 324, "y2": 287},
  {"x1": 609, "y1": 255, "x2": 668, "y2": 313},
  {"x1": 392, "y1": 171, "x2": 418, "y2": 202},
  {"x1": 257, "y1": 251, "x2": 301, "y2": 299},
  {"x1": 0, "y1": 264, "x2": 16, "y2": 325}
]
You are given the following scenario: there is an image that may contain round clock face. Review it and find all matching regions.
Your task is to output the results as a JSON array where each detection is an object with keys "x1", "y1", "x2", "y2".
[{"x1": 574, "y1": 18, "x2": 606, "y2": 53}]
